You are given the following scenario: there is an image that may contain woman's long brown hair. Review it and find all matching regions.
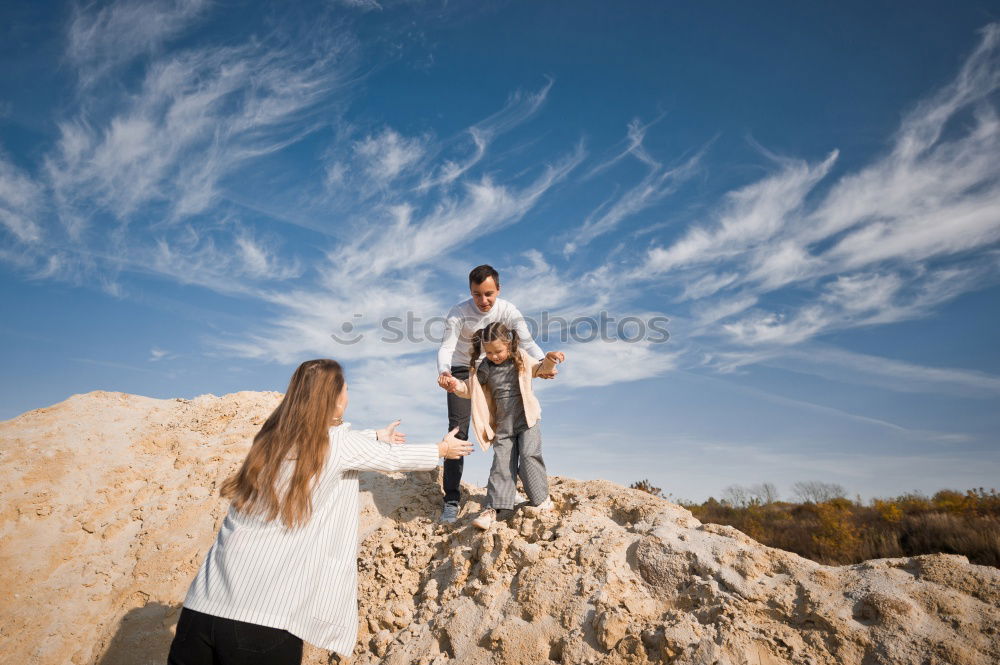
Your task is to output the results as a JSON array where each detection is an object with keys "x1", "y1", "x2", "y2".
[
  {"x1": 469, "y1": 322, "x2": 523, "y2": 374},
  {"x1": 221, "y1": 359, "x2": 344, "y2": 529}
]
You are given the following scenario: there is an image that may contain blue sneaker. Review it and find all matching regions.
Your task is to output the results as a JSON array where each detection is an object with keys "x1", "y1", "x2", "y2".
[{"x1": 440, "y1": 501, "x2": 460, "y2": 523}]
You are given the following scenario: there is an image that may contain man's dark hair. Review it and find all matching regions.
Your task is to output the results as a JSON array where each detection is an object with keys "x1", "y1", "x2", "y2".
[{"x1": 469, "y1": 264, "x2": 500, "y2": 287}]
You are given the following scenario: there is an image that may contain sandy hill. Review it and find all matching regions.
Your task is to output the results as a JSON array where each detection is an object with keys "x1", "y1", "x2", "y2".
[{"x1": 1, "y1": 391, "x2": 998, "y2": 665}]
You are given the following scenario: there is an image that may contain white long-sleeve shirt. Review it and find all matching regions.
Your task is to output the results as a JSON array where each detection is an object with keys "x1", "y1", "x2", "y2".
[
  {"x1": 436, "y1": 297, "x2": 545, "y2": 374},
  {"x1": 183, "y1": 424, "x2": 440, "y2": 655}
]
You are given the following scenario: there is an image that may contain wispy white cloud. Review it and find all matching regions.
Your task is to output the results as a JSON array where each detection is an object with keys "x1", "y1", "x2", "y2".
[
  {"x1": 690, "y1": 294, "x2": 758, "y2": 328},
  {"x1": 679, "y1": 272, "x2": 738, "y2": 301},
  {"x1": 698, "y1": 373, "x2": 972, "y2": 443},
  {"x1": 217, "y1": 274, "x2": 444, "y2": 363},
  {"x1": 540, "y1": 339, "x2": 678, "y2": 390},
  {"x1": 0, "y1": 15, "x2": 359, "y2": 299},
  {"x1": 48, "y1": 34, "x2": 351, "y2": 230},
  {"x1": 330, "y1": 0, "x2": 383, "y2": 11},
  {"x1": 819, "y1": 272, "x2": 904, "y2": 313},
  {"x1": 220, "y1": 142, "x2": 586, "y2": 363},
  {"x1": 148, "y1": 226, "x2": 303, "y2": 293},
  {"x1": 416, "y1": 129, "x2": 488, "y2": 192},
  {"x1": 500, "y1": 250, "x2": 577, "y2": 313},
  {"x1": 719, "y1": 270, "x2": 905, "y2": 346},
  {"x1": 67, "y1": 0, "x2": 211, "y2": 87},
  {"x1": 565, "y1": 119, "x2": 707, "y2": 255},
  {"x1": 771, "y1": 346, "x2": 1000, "y2": 397},
  {"x1": 583, "y1": 116, "x2": 663, "y2": 178},
  {"x1": 21, "y1": 222, "x2": 306, "y2": 298},
  {"x1": 720, "y1": 305, "x2": 827, "y2": 347},
  {"x1": 638, "y1": 149, "x2": 838, "y2": 280},
  {"x1": 328, "y1": 143, "x2": 585, "y2": 281},
  {"x1": 344, "y1": 355, "x2": 443, "y2": 436},
  {"x1": 719, "y1": 256, "x2": 999, "y2": 348},
  {"x1": 0, "y1": 152, "x2": 43, "y2": 243},
  {"x1": 417, "y1": 79, "x2": 553, "y2": 191},
  {"x1": 354, "y1": 128, "x2": 426, "y2": 184},
  {"x1": 626, "y1": 23, "x2": 1000, "y2": 356},
  {"x1": 472, "y1": 77, "x2": 553, "y2": 139}
]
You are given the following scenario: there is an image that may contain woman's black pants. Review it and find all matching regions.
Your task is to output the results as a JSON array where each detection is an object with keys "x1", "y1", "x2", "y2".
[{"x1": 167, "y1": 607, "x2": 303, "y2": 665}]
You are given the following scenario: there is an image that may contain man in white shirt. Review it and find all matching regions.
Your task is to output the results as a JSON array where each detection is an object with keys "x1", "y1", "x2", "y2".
[{"x1": 435, "y1": 265, "x2": 553, "y2": 522}]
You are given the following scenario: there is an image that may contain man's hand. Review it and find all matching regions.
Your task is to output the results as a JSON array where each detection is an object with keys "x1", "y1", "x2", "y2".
[
  {"x1": 536, "y1": 350, "x2": 565, "y2": 379},
  {"x1": 376, "y1": 419, "x2": 406, "y2": 444},
  {"x1": 437, "y1": 371, "x2": 455, "y2": 392},
  {"x1": 438, "y1": 372, "x2": 459, "y2": 393}
]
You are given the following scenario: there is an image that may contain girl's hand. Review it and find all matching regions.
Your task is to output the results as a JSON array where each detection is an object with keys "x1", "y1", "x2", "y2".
[
  {"x1": 546, "y1": 351, "x2": 565, "y2": 364},
  {"x1": 376, "y1": 420, "x2": 406, "y2": 444},
  {"x1": 438, "y1": 427, "x2": 473, "y2": 459},
  {"x1": 437, "y1": 372, "x2": 456, "y2": 392}
]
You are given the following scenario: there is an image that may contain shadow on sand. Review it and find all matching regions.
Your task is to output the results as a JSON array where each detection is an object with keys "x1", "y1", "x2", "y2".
[
  {"x1": 359, "y1": 467, "x2": 458, "y2": 523},
  {"x1": 97, "y1": 601, "x2": 180, "y2": 665}
]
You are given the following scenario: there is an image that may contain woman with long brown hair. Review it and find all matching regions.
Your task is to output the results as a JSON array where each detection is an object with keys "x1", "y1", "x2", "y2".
[{"x1": 168, "y1": 359, "x2": 471, "y2": 664}]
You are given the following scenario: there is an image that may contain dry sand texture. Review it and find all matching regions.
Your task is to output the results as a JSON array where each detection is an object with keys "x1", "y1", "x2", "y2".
[{"x1": 2, "y1": 391, "x2": 998, "y2": 665}]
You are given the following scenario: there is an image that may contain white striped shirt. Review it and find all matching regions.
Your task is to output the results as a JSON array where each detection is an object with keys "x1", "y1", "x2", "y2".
[{"x1": 182, "y1": 424, "x2": 440, "y2": 655}]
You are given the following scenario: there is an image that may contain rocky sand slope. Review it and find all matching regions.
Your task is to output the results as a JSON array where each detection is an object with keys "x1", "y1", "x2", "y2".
[{"x1": 1, "y1": 391, "x2": 998, "y2": 665}]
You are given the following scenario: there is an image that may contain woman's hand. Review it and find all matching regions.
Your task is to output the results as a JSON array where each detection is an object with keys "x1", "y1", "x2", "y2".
[
  {"x1": 438, "y1": 427, "x2": 473, "y2": 459},
  {"x1": 376, "y1": 420, "x2": 406, "y2": 444},
  {"x1": 545, "y1": 351, "x2": 565, "y2": 364}
]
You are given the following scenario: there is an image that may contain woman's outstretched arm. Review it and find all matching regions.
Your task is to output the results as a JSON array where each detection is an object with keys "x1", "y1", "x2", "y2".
[{"x1": 339, "y1": 428, "x2": 470, "y2": 472}]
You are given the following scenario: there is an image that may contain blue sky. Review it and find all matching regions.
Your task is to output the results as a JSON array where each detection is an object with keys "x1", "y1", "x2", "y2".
[{"x1": 2, "y1": 0, "x2": 999, "y2": 502}]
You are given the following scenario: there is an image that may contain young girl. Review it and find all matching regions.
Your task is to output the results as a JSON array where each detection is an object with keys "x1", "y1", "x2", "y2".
[
  {"x1": 168, "y1": 359, "x2": 471, "y2": 665},
  {"x1": 445, "y1": 322, "x2": 565, "y2": 529}
]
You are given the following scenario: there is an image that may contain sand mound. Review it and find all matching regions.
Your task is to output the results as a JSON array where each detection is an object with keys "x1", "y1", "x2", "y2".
[{"x1": 2, "y1": 391, "x2": 998, "y2": 665}]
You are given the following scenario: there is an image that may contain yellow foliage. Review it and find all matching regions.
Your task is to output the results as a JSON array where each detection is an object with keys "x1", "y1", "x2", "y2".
[
  {"x1": 811, "y1": 501, "x2": 860, "y2": 563},
  {"x1": 933, "y1": 490, "x2": 969, "y2": 514},
  {"x1": 874, "y1": 499, "x2": 903, "y2": 523}
]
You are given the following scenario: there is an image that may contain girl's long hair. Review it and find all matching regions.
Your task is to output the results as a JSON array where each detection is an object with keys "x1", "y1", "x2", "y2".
[
  {"x1": 469, "y1": 322, "x2": 523, "y2": 374},
  {"x1": 221, "y1": 359, "x2": 344, "y2": 529}
]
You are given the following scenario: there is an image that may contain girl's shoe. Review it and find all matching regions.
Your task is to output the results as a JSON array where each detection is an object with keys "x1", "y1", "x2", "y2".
[
  {"x1": 472, "y1": 508, "x2": 514, "y2": 529},
  {"x1": 524, "y1": 497, "x2": 554, "y2": 516},
  {"x1": 472, "y1": 508, "x2": 496, "y2": 529}
]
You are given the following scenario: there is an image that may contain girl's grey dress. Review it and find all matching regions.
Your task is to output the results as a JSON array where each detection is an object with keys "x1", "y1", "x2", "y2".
[{"x1": 477, "y1": 357, "x2": 549, "y2": 510}]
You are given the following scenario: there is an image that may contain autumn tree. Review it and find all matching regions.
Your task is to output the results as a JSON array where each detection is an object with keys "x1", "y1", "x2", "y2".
[{"x1": 792, "y1": 480, "x2": 846, "y2": 503}]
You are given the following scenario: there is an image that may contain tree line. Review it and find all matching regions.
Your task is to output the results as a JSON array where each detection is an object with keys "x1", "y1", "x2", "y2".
[{"x1": 628, "y1": 479, "x2": 1000, "y2": 568}]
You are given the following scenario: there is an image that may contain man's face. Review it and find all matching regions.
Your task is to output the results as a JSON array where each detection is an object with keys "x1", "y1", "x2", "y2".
[{"x1": 470, "y1": 277, "x2": 499, "y2": 312}]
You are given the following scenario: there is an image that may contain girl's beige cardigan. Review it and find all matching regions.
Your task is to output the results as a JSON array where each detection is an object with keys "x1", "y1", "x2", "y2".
[{"x1": 452, "y1": 348, "x2": 556, "y2": 450}]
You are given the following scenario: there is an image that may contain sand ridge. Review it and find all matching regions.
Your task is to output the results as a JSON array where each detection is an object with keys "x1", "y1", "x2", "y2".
[{"x1": 1, "y1": 391, "x2": 997, "y2": 664}]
